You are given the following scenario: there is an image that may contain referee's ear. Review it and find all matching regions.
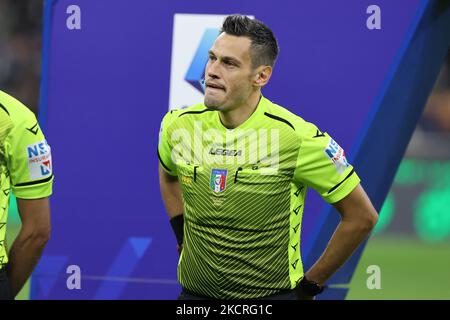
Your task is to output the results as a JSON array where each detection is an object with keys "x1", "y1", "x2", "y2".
[{"x1": 253, "y1": 65, "x2": 273, "y2": 88}]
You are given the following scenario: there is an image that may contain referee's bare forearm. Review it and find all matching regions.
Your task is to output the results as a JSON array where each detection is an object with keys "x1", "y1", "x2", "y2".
[{"x1": 305, "y1": 184, "x2": 378, "y2": 285}]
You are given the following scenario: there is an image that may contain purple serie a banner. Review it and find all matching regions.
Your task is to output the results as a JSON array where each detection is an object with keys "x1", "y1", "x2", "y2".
[{"x1": 33, "y1": 0, "x2": 449, "y2": 299}]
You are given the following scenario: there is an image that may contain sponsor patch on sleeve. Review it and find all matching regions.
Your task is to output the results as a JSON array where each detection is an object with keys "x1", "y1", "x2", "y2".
[
  {"x1": 26, "y1": 140, "x2": 52, "y2": 180},
  {"x1": 324, "y1": 138, "x2": 349, "y2": 174}
]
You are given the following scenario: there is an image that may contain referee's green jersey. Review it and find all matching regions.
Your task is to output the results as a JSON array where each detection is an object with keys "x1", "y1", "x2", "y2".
[
  {"x1": 158, "y1": 95, "x2": 360, "y2": 299},
  {"x1": 0, "y1": 90, "x2": 53, "y2": 268}
]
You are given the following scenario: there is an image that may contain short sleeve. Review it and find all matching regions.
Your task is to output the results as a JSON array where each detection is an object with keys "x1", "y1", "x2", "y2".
[
  {"x1": 5, "y1": 115, "x2": 53, "y2": 199},
  {"x1": 157, "y1": 110, "x2": 178, "y2": 176},
  {"x1": 293, "y1": 124, "x2": 360, "y2": 203}
]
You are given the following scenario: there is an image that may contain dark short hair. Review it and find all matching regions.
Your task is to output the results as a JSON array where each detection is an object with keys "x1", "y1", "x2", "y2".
[{"x1": 220, "y1": 14, "x2": 279, "y2": 68}]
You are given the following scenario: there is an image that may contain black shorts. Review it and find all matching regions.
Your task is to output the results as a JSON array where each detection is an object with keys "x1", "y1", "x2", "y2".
[{"x1": 0, "y1": 267, "x2": 13, "y2": 300}]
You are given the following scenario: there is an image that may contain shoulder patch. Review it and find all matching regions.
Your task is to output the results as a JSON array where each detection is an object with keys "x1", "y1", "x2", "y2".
[
  {"x1": 26, "y1": 140, "x2": 53, "y2": 180},
  {"x1": 324, "y1": 138, "x2": 349, "y2": 174}
]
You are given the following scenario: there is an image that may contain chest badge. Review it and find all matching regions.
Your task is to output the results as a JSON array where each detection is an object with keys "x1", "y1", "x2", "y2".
[{"x1": 210, "y1": 169, "x2": 227, "y2": 193}]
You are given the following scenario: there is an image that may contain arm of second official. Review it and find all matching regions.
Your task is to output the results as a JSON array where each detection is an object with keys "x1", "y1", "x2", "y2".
[
  {"x1": 4, "y1": 112, "x2": 53, "y2": 298},
  {"x1": 7, "y1": 197, "x2": 51, "y2": 298}
]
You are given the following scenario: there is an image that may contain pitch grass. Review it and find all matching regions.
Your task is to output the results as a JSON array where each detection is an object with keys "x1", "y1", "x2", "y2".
[{"x1": 347, "y1": 235, "x2": 450, "y2": 300}]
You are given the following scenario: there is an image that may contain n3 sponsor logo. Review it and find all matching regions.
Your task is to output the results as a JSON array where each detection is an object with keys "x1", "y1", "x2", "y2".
[
  {"x1": 26, "y1": 140, "x2": 52, "y2": 179},
  {"x1": 27, "y1": 140, "x2": 50, "y2": 158},
  {"x1": 325, "y1": 138, "x2": 349, "y2": 174}
]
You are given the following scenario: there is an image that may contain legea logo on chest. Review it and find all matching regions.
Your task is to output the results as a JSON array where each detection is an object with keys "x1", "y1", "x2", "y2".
[{"x1": 170, "y1": 121, "x2": 280, "y2": 167}]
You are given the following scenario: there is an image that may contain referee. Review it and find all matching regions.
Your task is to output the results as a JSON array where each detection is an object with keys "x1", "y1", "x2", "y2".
[
  {"x1": 0, "y1": 90, "x2": 53, "y2": 300},
  {"x1": 158, "y1": 15, "x2": 378, "y2": 300}
]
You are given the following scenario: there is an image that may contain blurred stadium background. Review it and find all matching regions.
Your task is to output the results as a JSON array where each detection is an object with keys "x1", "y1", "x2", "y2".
[{"x1": 1, "y1": 1, "x2": 449, "y2": 300}]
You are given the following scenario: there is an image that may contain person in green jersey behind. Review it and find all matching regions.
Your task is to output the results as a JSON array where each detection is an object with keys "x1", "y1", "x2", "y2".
[
  {"x1": 0, "y1": 90, "x2": 53, "y2": 300},
  {"x1": 158, "y1": 15, "x2": 378, "y2": 300}
]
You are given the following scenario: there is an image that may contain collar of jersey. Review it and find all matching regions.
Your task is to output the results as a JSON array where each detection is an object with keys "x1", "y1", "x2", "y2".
[{"x1": 212, "y1": 95, "x2": 269, "y2": 132}]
